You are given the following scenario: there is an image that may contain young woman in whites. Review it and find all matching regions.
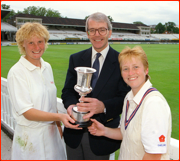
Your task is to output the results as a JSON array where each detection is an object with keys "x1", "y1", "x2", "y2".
[
  {"x1": 88, "y1": 46, "x2": 171, "y2": 160},
  {"x1": 7, "y1": 22, "x2": 81, "y2": 160}
]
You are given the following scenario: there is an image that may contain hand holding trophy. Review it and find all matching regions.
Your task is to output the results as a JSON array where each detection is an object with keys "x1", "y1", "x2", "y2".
[{"x1": 71, "y1": 67, "x2": 96, "y2": 128}]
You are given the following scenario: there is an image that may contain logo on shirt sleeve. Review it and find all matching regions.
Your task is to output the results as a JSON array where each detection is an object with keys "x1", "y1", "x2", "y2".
[
  {"x1": 159, "y1": 135, "x2": 165, "y2": 142},
  {"x1": 50, "y1": 81, "x2": 54, "y2": 84},
  {"x1": 158, "y1": 135, "x2": 166, "y2": 147}
]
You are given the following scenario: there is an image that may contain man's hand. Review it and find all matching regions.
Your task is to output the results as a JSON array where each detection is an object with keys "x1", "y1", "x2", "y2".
[
  {"x1": 67, "y1": 104, "x2": 75, "y2": 116},
  {"x1": 76, "y1": 97, "x2": 105, "y2": 119}
]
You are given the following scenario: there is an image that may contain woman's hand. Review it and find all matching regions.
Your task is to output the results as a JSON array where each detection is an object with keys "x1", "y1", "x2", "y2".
[
  {"x1": 88, "y1": 119, "x2": 105, "y2": 136},
  {"x1": 88, "y1": 119, "x2": 123, "y2": 140},
  {"x1": 23, "y1": 108, "x2": 82, "y2": 129},
  {"x1": 60, "y1": 113, "x2": 82, "y2": 130}
]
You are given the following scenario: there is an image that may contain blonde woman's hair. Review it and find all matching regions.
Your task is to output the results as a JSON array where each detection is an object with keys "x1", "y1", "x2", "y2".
[
  {"x1": 15, "y1": 22, "x2": 50, "y2": 55},
  {"x1": 118, "y1": 46, "x2": 150, "y2": 81}
]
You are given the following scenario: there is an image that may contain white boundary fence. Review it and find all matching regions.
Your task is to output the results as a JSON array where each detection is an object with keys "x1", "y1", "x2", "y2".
[{"x1": 1, "y1": 77, "x2": 179, "y2": 160}]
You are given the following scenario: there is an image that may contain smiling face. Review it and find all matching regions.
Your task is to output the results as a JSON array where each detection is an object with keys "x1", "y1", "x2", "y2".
[
  {"x1": 121, "y1": 56, "x2": 148, "y2": 96},
  {"x1": 23, "y1": 36, "x2": 45, "y2": 66},
  {"x1": 87, "y1": 19, "x2": 112, "y2": 53}
]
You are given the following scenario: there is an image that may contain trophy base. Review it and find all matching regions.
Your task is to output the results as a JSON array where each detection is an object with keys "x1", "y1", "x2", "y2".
[{"x1": 74, "y1": 120, "x2": 92, "y2": 128}]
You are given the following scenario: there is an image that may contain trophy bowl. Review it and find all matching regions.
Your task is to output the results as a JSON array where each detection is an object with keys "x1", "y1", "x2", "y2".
[{"x1": 72, "y1": 67, "x2": 96, "y2": 128}]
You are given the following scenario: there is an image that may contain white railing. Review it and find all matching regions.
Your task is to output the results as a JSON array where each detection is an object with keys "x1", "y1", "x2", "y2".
[
  {"x1": 1, "y1": 77, "x2": 16, "y2": 135},
  {"x1": 1, "y1": 77, "x2": 179, "y2": 160}
]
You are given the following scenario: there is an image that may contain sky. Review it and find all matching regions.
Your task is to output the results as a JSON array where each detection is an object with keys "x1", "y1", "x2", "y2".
[{"x1": 1, "y1": 1, "x2": 179, "y2": 26}]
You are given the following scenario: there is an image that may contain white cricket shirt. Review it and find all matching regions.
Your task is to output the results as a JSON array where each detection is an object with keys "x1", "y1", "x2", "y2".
[
  {"x1": 120, "y1": 79, "x2": 171, "y2": 154},
  {"x1": 7, "y1": 55, "x2": 57, "y2": 128}
]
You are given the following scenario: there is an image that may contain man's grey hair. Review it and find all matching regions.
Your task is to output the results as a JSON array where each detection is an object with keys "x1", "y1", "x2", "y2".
[{"x1": 85, "y1": 12, "x2": 112, "y2": 31}]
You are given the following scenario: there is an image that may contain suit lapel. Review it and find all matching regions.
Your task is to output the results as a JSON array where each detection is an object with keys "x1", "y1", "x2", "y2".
[
  {"x1": 80, "y1": 47, "x2": 92, "y2": 67},
  {"x1": 92, "y1": 46, "x2": 117, "y2": 97}
]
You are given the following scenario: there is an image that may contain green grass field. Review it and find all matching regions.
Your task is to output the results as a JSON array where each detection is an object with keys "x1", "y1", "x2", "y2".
[{"x1": 1, "y1": 44, "x2": 179, "y2": 159}]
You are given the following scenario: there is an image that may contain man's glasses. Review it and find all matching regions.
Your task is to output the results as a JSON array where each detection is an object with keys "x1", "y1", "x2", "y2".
[{"x1": 88, "y1": 27, "x2": 108, "y2": 36}]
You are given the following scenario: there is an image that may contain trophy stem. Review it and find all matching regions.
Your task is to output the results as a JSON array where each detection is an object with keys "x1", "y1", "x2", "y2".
[{"x1": 79, "y1": 95, "x2": 85, "y2": 103}]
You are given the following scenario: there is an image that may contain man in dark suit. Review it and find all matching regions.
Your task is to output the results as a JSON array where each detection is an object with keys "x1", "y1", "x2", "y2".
[{"x1": 61, "y1": 12, "x2": 130, "y2": 160}]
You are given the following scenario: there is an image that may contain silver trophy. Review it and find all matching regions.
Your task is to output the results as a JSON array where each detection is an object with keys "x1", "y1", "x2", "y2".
[{"x1": 71, "y1": 67, "x2": 96, "y2": 128}]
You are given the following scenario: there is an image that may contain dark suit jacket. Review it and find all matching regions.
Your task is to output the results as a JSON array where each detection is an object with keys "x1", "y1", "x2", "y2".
[{"x1": 61, "y1": 46, "x2": 130, "y2": 155}]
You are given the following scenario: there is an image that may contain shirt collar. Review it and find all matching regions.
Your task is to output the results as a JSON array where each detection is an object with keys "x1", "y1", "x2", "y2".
[
  {"x1": 92, "y1": 45, "x2": 109, "y2": 60},
  {"x1": 126, "y1": 79, "x2": 152, "y2": 105},
  {"x1": 19, "y1": 55, "x2": 46, "y2": 71}
]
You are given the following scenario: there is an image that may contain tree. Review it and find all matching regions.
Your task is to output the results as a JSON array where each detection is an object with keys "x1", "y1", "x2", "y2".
[
  {"x1": 1, "y1": 4, "x2": 10, "y2": 9},
  {"x1": 1, "y1": 4, "x2": 16, "y2": 22},
  {"x1": 165, "y1": 22, "x2": 178, "y2": 33},
  {"x1": 23, "y1": 6, "x2": 38, "y2": 15},
  {"x1": 107, "y1": 16, "x2": 113, "y2": 22},
  {"x1": 150, "y1": 28, "x2": 156, "y2": 34},
  {"x1": 133, "y1": 21, "x2": 144, "y2": 25},
  {"x1": 173, "y1": 27, "x2": 179, "y2": 34},
  {"x1": 3, "y1": 9, "x2": 16, "y2": 22},
  {"x1": 2, "y1": 5, "x2": 64, "y2": 22},
  {"x1": 155, "y1": 23, "x2": 165, "y2": 33},
  {"x1": 21, "y1": 6, "x2": 62, "y2": 17},
  {"x1": 46, "y1": 8, "x2": 61, "y2": 17},
  {"x1": 37, "y1": 7, "x2": 47, "y2": 16},
  {"x1": 85, "y1": 15, "x2": 89, "y2": 20}
]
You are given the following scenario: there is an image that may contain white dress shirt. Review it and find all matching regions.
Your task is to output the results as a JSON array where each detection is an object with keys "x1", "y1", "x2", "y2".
[{"x1": 91, "y1": 45, "x2": 109, "y2": 76}]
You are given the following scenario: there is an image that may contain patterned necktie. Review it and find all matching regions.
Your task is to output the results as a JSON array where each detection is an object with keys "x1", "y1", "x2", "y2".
[{"x1": 91, "y1": 53, "x2": 101, "y2": 89}]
